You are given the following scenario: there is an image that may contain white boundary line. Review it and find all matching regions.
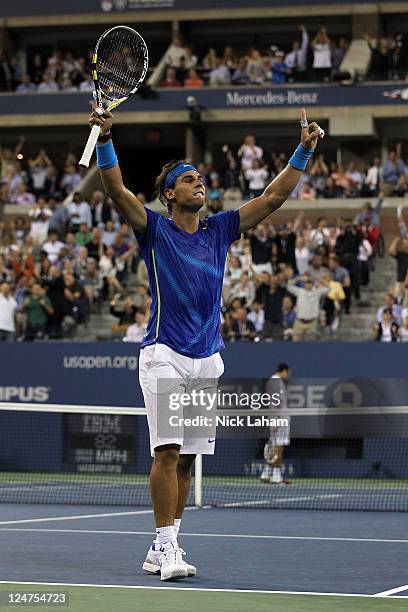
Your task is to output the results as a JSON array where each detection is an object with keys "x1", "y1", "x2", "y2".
[
  {"x1": 0, "y1": 580, "x2": 407, "y2": 598},
  {"x1": 374, "y1": 585, "x2": 408, "y2": 596},
  {"x1": 0, "y1": 506, "x2": 199, "y2": 526},
  {"x1": 0, "y1": 527, "x2": 407, "y2": 544}
]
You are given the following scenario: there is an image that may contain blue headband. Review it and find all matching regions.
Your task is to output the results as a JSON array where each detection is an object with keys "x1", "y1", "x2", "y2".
[{"x1": 163, "y1": 163, "x2": 197, "y2": 191}]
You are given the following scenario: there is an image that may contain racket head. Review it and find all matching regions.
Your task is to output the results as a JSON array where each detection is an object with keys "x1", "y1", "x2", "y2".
[{"x1": 92, "y1": 25, "x2": 149, "y2": 103}]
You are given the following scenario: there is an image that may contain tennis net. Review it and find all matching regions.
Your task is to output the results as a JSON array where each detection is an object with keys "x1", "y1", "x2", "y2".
[{"x1": 0, "y1": 402, "x2": 407, "y2": 511}]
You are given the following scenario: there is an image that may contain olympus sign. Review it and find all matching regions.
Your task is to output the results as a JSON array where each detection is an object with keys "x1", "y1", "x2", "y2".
[{"x1": 0, "y1": 386, "x2": 50, "y2": 402}]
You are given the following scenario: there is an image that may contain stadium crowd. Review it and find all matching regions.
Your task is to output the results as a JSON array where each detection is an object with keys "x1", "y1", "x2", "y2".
[
  {"x1": 0, "y1": 131, "x2": 407, "y2": 343},
  {"x1": 0, "y1": 28, "x2": 407, "y2": 95}
]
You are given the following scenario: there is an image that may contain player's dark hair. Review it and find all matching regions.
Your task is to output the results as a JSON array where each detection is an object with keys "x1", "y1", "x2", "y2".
[
  {"x1": 153, "y1": 158, "x2": 188, "y2": 215},
  {"x1": 276, "y1": 363, "x2": 290, "y2": 373}
]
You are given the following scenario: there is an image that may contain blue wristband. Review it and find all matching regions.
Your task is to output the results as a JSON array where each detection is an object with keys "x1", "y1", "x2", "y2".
[
  {"x1": 96, "y1": 140, "x2": 118, "y2": 170},
  {"x1": 288, "y1": 144, "x2": 313, "y2": 172}
]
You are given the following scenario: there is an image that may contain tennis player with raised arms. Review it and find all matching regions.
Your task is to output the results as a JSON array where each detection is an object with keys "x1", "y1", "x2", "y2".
[{"x1": 88, "y1": 102, "x2": 323, "y2": 581}]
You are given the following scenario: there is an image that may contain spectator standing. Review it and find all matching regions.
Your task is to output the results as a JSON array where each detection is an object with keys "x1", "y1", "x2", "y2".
[
  {"x1": 0, "y1": 282, "x2": 17, "y2": 341},
  {"x1": 249, "y1": 224, "x2": 273, "y2": 274},
  {"x1": 376, "y1": 293, "x2": 402, "y2": 326},
  {"x1": 363, "y1": 157, "x2": 381, "y2": 197},
  {"x1": 389, "y1": 236, "x2": 408, "y2": 283},
  {"x1": 247, "y1": 49, "x2": 268, "y2": 84},
  {"x1": 281, "y1": 295, "x2": 296, "y2": 340},
  {"x1": 335, "y1": 220, "x2": 361, "y2": 306},
  {"x1": 41, "y1": 230, "x2": 65, "y2": 264},
  {"x1": 311, "y1": 28, "x2": 332, "y2": 81},
  {"x1": 245, "y1": 159, "x2": 269, "y2": 198},
  {"x1": 364, "y1": 35, "x2": 392, "y2": 80},
  {"x1": 68, "y1": 192, "x2": 92, "y2": 232},
  {"x1": 29, "y1": 197, "x2": 52, "y2": 246},
  {"x1": 238, "y1": 135, "x2": 263, "y2": 172},
  {"x1": 287, "y1": 275, "x2": 329, "y2": 341},
  {"x1": 271, "y1": 52, "x2": 290, "y2": 84},
  {"x1": 285, "y1": 25, "x2": 309, "y2": 82},
  {"x1": 23, "y1": 283, "x2": 54, "y2": 340},
  {"x1": 261, "y1": 275, "x2": 287, "y2": 340},
  {"x1": 273, "y1": 224, "x2": 297, "y2": 270}
]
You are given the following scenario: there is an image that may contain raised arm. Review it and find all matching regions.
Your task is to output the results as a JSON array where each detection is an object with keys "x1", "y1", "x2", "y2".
[
  {"x1": 238, "y1": 109, "x2": 323, "y2": 233},
  {"x1": 88, "y1": 108, "x2": 147, "y2": 234}
]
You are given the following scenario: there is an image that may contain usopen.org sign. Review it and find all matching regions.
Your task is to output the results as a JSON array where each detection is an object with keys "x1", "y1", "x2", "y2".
[
  {"x1": 101, "y1": 0, "x2": 174, "y2": 10},
  {"x1": 225, "y1": 89, "x2": 319, "y2": 107}
]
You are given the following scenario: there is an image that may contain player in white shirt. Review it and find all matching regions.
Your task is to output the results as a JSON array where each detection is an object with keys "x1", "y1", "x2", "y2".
[{"x1": 260, "y1": 363, "x2": 292, "y2": 484}]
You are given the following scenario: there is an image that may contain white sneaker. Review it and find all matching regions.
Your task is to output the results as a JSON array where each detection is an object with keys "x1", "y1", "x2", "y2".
[
  {"x1": 158, "y1": 544, "x2": 188, "y2": 581},
  {"x1": 142, "y1": 544, "x2": 196, "y2": 576}
]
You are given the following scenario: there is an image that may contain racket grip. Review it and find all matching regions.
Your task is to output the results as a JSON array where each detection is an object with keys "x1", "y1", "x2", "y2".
[{"x1": 79, "y1": 124, "x2": 101, "y2": 168}]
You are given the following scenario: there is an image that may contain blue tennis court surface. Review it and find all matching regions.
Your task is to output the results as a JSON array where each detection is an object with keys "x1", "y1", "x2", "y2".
[{"x1": 0, "y1": 504, "x2": 407, "y2": 603}]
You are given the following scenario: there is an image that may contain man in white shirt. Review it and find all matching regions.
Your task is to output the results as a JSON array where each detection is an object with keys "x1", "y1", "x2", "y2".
[
  {"x1": 165, "y1": 36, "x2": 187, "y2": 69},
  {"x1": 125, "y1": 311, "x2": 147, "y2": 343},
  {"x1": 0, "y1": 283, "x2": 17, "y2": 341},
  {"x1": 245, "y1": 159, "x2": 269, "y2": 198},
  {"x1": 42, "y1": 230, "x2": 65, "y2": 264},
  {"x1": 238, "y1": 135, "x2": 263, "y2": 171},
  {"x1": 29, "y1": 197, "x2": 52, "y2": 246},
  {"x1": 68, "y1": 192, "x2": 92, "y2": 231}
]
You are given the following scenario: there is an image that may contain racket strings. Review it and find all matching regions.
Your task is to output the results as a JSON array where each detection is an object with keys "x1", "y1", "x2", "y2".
[{"x1": 97, "y1": 27, "x2": 147, "y2": 100}]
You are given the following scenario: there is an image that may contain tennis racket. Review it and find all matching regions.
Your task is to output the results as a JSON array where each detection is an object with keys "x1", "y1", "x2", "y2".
[{"x1": 79, "y1": 25, "x2": 149, "y2": 168}]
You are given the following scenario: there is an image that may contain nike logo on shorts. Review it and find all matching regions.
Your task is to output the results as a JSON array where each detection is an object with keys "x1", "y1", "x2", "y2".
[{"x1": 208, "y1": 438, "x2": 215, "y2": 443}]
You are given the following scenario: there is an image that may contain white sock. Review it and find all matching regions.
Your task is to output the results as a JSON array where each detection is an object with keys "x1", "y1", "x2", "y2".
[
  {"x1": 174, "y1": 518, "x2": 181, "y2": 537},
  {"x1": 156, "y1": 525, "x2": 177, "y2": 550},
  {"x1": 272, "y1": 467, "x2": 282, "y2": 482}
]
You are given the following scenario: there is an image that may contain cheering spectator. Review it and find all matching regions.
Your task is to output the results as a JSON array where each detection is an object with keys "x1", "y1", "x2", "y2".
[
  {"x1": 364, "y1": 34, "x2": 392, "y2": 80},
  {"x1": 22, "y1": 282, "x2": 54, "y2": 340},
  {"x1": 335, "y1": 220, "x2": 361, "y2": 307},
  {"x1": 273, "y1": 224, "x2": 297, "y2": 270},
  {"x1": 311, "y1": 28, "x2": 332, "y2": 81},
  {"x1": 165, "y1": 36, "x2": 187, "y2": 71},
  {"x1": 287, "y1": 275, "x2": 329, "y2": 341},
  {"x1": 285, "y1": 25, "x2": 309, "y2": 81},
  {"x1": 245, "y1": 159, "x2": 268, "y2": 198},
  {"x1": 228, "y1": 271, "x2": 255, "y2": 307},
  {"x1": 363, "y1": 157, "x2": 381, "y2": 197},
  {"x1": 261, "y1": 274, "x2": 287, "y2": 340},
  {"x1": 67, "y1": 192, "x2": 92, "y2": 232},
  {"x1": 0, "y1": 282, "x2": 17, "y2": 341},
  {"x1": 41, "y1": 230, "x2": 65, "y2": 264},
  {"x1": 60, "y1": 163, "x2": 81, "y2": 195},
  {"x1": 389, "y1": 236, "x2": 408, "y2": 283},
  {"x1": 29, "y1": 197, "x2": 52, "y2": 246},
  {"x1": 238, "y1": 135, "x2": 263, "y2": 172},
  {"x1": 250, "y1": 224, "x2": 273, "y2": 274}
]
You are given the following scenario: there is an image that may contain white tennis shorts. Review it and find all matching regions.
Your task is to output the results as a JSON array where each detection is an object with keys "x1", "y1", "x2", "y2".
[{"x1": 139, "y1": 343, "x2": 224, "y2": 455}]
